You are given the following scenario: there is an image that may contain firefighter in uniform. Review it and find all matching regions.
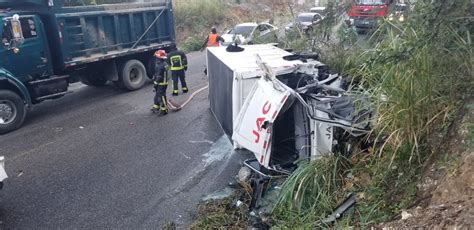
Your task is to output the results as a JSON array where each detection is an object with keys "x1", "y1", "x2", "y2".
[
  {"x1": 167, "y1": 47, "x2": 188, "y2": 96},
  {"x1": 151, "y1": 50, "x2": 169, "y2": 115}
]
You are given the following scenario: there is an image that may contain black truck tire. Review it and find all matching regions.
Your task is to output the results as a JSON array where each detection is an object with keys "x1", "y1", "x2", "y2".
[
  {"x1": 0, "y1": 90, "x2": 27, "y2": 135},
  {"x1": 119, "y1": 59, "x2": 147, "y2": 91}
]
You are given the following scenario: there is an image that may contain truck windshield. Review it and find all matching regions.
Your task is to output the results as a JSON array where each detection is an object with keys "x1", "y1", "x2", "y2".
[
  {"x1": 297, "y1": 15, "x2": 313, "y2": 23},
  {"x1": 228, "y1": 25, "x2": 255, "y2": 35},
  {"x1": 355, "y1": 0, "x2": 387, "y2": 5}
]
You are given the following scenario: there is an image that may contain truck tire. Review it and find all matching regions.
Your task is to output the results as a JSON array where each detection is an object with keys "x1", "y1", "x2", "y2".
[
  {"x1": 119, "y1": 59, "x2": 146, "y2": 91},
  {"x1": 80, "y1": 73, "x2": 108, "y2": 87},
  {"x1": 0, "y1": 90, "x2": 27, "y2": 134}
]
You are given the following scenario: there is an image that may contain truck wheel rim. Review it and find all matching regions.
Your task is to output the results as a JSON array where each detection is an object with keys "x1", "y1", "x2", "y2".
[
  {"x1": 130, "y1": 68, "x2": 140, "y2": 83},
  {"x1": 0, "y1": 100, "x2": 17, "y2": 125}
]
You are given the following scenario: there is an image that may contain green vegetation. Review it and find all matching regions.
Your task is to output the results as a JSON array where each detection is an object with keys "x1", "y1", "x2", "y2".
[
  {"x1": 173, "y1": 0, "x2": 229, "y2": 52},
  {"x1": 272, "y1": 155, "x2": 350, "y2": 228},
  {"x1": 272, "y1": 0, "x2": 473, "y2": 227},
  {"x1": 190, "y1": 184, "x2": 252, "y2": 229}
]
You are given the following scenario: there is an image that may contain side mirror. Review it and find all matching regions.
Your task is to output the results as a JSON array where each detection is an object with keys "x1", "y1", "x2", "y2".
[
  {"x1": 10, "y1": 15, "x2": 24, "y2": 43},
  {"x1": 3, "y1": 14, "x2": 25, "y2": 50}
]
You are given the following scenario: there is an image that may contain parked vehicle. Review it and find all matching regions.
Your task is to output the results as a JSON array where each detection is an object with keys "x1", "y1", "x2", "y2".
[
  {"x1": 347, "y1": 0, "x2": 394, "y2": 32},
  {"x1": 310, "y1": 6, "x2": 326, "y2": 17},
  {"x1": 285, "y1": 12, "x2": 324, "y2": 33},
  {"x1": 0, "y1": 0, "x2": 175, "y2": 134},
  {"x1": 221, "y1": 22, "x2": 279, "y2": 46},
  {"x1": 388, "y1": 3, "x2": 409, "y2": 22}
]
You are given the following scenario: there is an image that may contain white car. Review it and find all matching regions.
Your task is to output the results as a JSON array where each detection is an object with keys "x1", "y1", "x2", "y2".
[
  {"x1": 285, "y1": 12, "x2": 324, "y2": 33},
  {"x1": 310, "y1": 6, "x2": 326, "y2": 17},
  {"x1": 221, "y1": 22, "x2": 279, "y2": 46}
]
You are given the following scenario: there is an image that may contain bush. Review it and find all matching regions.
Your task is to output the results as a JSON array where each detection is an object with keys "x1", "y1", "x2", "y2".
[
  {"x1": 173, "y1": 0, "x2": 228, "y2": 32},
  {"x1": 179, "y1": 35, "x2": 205, "y2": 52}
]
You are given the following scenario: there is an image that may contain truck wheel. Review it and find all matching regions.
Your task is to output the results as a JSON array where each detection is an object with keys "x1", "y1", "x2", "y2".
[
  {"x1": 119, "y1": 59, "x2": 146, "y2": 91},
  {"x1": 0, "y1": 90, "x2": 27, "y2": 134}
]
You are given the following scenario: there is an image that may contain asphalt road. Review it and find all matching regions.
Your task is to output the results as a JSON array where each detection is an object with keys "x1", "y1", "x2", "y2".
[{"x1": 0, "y1": 51, "x2": 251, "y2": 228}]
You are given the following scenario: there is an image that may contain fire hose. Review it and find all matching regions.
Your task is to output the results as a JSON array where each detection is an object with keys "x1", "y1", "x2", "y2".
[{"x1": 167, "y1": 84, "x2": 209, "y2": 112}]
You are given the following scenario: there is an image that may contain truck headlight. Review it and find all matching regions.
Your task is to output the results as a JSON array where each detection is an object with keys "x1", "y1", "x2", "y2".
[{"x1": 388, "y1": 14, "x2": 394, "y2": 21}]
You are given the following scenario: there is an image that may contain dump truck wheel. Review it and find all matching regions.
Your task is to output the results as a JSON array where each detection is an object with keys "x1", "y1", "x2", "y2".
[
  {"x1": 0, "y1": 90, "x2": 27, "y2": 134},
  {"x1": 119, "y1": 59, "x2": 146, "y2": 91}
]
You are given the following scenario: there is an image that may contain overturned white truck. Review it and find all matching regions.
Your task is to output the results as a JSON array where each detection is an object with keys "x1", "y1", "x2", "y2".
[{"x1": 206, "y1": 44, "x2": 371, "y2": 173}]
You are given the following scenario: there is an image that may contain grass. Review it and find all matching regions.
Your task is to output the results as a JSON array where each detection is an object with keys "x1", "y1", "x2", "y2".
[
  {"x1": 189, "y1": 182, "x2": 253, "y2": 229},
  {"x1": 272, "y1": 155, "x2": 350, "y2": 228},
  {"x1": 271, "y1": 0, "x2": 473, "y2": 227}
]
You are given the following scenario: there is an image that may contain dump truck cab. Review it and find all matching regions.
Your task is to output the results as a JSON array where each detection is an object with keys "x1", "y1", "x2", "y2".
[{"x1": 0, "y1": 12, "x2": 54, "y2": 82}]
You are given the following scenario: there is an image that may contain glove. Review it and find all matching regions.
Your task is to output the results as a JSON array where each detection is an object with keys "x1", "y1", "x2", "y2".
[{"x1": 184, "y1": 66, "x2": 188, "y2": 71}]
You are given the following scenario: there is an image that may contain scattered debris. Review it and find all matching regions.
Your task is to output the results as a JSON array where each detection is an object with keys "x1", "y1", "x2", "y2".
[
  {"x1": 179, "y1": 152, "x2": 191, "y2": 160},
  {"x1": 401, "y1": 210, "x2": 413, "y2": 220},
  {"x1": 323, "y1": 194, "x2": 357, "y2": 224},
  {"x1": 188, "y1": 140, "x2": 214, "y2": 145},
  {"x1": 202, "y1": 187, "x2": 236, "y2": 202},
  {"x1": 237, "y1": 166, "x2": 251, "y2": 183}
]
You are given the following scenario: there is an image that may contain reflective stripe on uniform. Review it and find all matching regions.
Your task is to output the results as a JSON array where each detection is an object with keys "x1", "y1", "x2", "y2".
[
  {"x1": 169, "y1": 55, "x2": 185, "y2": 71},
  {"x1": 161, "y1": 96, "x2": 167, "y2": 110}
]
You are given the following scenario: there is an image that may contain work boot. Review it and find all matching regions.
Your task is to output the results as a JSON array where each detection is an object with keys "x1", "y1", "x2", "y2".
[
  {"x1": 182, "y1": 87, "x2": 188, "y2": 93},
  {"x1": 159, "y1": 109, "x2": 168, "y2": 116},
  {"x1": 151, "y1": 105, "x2": 160, "y2": 113},
  {"x1": 172, "y1": 90, "x2": 179, "y2": 96}
]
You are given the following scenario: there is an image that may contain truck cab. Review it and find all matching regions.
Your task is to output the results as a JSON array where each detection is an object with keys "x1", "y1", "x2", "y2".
[
  {"x1": 1, "y1": 13, "x2": 53, "y2": 81},
  {"x1": 347, "y1": 0, "x2": 394, "y2": 32}
]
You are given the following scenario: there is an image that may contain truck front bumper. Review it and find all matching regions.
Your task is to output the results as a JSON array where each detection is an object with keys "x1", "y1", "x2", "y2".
[{"x1": 352, "y1": 17, "x2": 378, "y2": 29}]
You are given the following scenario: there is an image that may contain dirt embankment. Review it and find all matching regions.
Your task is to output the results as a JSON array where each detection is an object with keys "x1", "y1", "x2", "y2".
[{"x1": 382, "y1": 100, "x2": 474, "y2": 229}]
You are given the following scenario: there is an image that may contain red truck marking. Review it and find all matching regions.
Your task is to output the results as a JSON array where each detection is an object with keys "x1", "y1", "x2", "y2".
[{"x1": 252, "y1": 101, "x2": 272, "y2": 144}]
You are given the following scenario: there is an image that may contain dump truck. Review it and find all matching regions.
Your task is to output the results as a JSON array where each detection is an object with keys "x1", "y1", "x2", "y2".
[{"x1": 0, "y1": 0, "x2": 175, "y2": 134}]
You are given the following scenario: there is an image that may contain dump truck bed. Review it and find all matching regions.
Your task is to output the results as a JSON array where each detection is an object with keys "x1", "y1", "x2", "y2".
[{"x1": 56, "y1": 1, "x2": 174, "y2": 67}]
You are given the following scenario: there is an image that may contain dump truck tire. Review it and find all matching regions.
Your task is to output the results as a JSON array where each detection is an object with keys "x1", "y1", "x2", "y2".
[
  {"x1": 119, "y1": 59, "x2": 146, "y2": 91},
  {"x1": 0, "y1": 90, "x2": 27, "y2": 134}
]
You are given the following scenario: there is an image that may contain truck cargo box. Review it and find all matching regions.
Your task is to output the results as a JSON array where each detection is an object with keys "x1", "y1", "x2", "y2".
[{"x1": 206, "y1": 44, "x2": 303, "y2": 139}]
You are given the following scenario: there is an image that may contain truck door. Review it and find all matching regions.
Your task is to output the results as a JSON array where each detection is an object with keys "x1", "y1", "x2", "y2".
[
  {"x1": 1, "y1": 15, "x2": 52, "y2": 80},
  {"x1": 232, "y1": 76, "x2": 293, "y2": 168}
]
